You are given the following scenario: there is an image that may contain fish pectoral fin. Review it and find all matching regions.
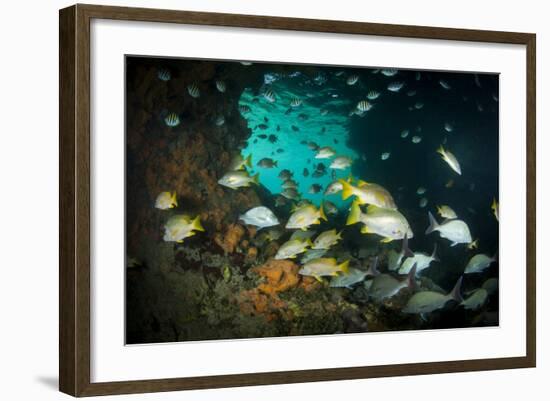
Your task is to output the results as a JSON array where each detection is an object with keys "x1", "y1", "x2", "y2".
[
  {"x1": 314, "y1": 275, "x2": 323, "y2": 283},
  {"x1": 380, "y1": 237, "x2": 393, "y2": 243},
  {"x1": 360, "y1": 225, "x2": 373, "y2": 234}
]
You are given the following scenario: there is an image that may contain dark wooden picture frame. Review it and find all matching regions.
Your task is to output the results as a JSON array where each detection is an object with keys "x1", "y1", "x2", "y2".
[{"x1": 59, "y1": 3, "x2": 536, "y2": 397}]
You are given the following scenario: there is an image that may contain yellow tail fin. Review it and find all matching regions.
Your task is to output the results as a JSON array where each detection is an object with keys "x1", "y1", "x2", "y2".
[
  {"x1": 252, "y1": 173, "x2": 260, "y2": 185},
  {"x1": 437, "y1": 145, "x2": 445, "y2": 156},
  {"x1": 319, "y1": 204, "x2": 327, "y2": 221},
  {"x1": 171, "y1": 192, "x2": 178, "y2": 207},
  {"x1": 346, "y1": 200, "x2": 362, "y2": 225},
  {"x1": 192, "y1": 216, "x2": 205, "y2": 232},
  {"x1": 244, "y1": 154, "x2": 252, "y2": 168},
  {"x1": 339, "y1": 179, "x2": 355, "y2": 200},
  {"x1": 338, "y1": 259, "x2": 350, "y2": 274}
]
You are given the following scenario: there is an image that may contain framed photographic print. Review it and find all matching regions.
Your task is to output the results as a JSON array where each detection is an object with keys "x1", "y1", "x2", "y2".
[{"x1": 59, "y1": 4, "x2": 536, "y2": 397}]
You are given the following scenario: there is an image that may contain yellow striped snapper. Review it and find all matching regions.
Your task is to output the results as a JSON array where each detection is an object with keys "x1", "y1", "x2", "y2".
[
  {"x1": 403, "y1": 276, "x2": 463, "y2": 314},
  {"x1": 163, "y1": 214, "x2": 204, "y2": 243},
  {"x1": 312, "y1": 229, "x2": 342, "y2": 250},
  {"x1": 347, "y1": 201, "x2": 413, "y2": 242},
  {"x1": 330, "y1": 156, "x2": 352, "y2": 170},
  {"x1": 187, "y1": 83, "x2": 200, "y2": 98},
  {"x1": 425, "y1": 212, "x2": 472, "y2": 246},
  {"x1": 286, "y1": 204, "x2": 327, "y2": 230},
  {"x1": 239, "y1": 206, "x2": 279, "y2": 229},
  {"x1": 228, "y1": 154, "x2": 252, "y2": 171},
  {"x1": 437, "y1": 145, "x2": 462, "y2": 175},
  {"x1": 339, "y1": 179, "x2": 397, "y2": 210},
  {"x1": 315, "y1": 146, "x2": 336, "y2": 159},
  {"x1": 155, "y1": 191, "x2": 178, "y2": 210},
  {"x1": 275, "y1": 238, "x2": 312, "y2": 260},
  {"x1": 218, "y1": 170, "x2": 259, "y2": 189},
  {"x1": 437, "y1": 205, "x2": 457, "y2": 219},
  {"x1": 324, "y1": 180, "x2": 343, "y2": 195},
  {"x1": 299, "y1": 258, "x2": 350, "y2": 280}
]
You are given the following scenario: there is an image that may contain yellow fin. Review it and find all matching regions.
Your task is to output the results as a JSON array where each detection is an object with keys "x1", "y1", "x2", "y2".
[
  {"x1": 357, "y1": 179, "x2": 369, "y2": 186},
  {"x1": 244, "y1": 154, "x2": 252, "y2": 168},
  {"x1": 251, "y1": 173, "x2": 260, "y2": 185},
  {"x1": 171, "y1": 192, "x2": 178, "y2": 207},
  {"x1": 319, "y1": 204, "x2": 327, "y2": 221},
  {"x1": 339, "y1": 179, "x2": 355, "y2": 200},
  {"x1": 437, "y1": 145, "x2": 445, "y2": 156},
  {"x1": 192, "y1": 216, "x2": 205, "y2": 232},
  {"x1": 366, "y1": 204, "x2": 380, "y2": 214},
  {"x1": 380, "y1": 237, "x2": 393, "y2": 243},
  {"x1": 338, "y1": 259, "x2": 350, "y2": 274},
  {"x1": 346, "y1": 199, "x2": 362, "y2": 226},
  {"x1": 360, "y1": 224, "x2": 373, "y2": 234}
]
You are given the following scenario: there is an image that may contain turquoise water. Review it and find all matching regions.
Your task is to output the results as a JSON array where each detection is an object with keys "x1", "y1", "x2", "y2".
[{"x1": 239, "y1": 75, "x2": 357, "y2": 209}]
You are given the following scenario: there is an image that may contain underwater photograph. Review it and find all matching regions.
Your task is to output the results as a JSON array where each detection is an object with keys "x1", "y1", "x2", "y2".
[{"x1": 125, "y1": 56, "x2": 499, "y2": 345}]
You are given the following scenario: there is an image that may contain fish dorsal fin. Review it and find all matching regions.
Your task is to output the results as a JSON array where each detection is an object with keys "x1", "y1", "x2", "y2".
[
  {"x1": 366, "y1": 204, "x2": 380, "y2": 213},
  {"x1": 357, "y1": 179, "x2": 369, "y2": 186}
]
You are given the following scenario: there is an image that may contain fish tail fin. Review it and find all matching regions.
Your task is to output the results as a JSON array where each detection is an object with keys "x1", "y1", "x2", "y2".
[
  {"x1": 273, "y1": 160, "x2": 278, "y2": 167},
  {"x1": 171, "y1": 192, "x2": 178, "y2": 207},
  {"x1": 436, "y1": 205, "x2": 442, "y2": 215},
  {"x1": 346, "y1": 199, "x2": 362, "y2": 226},
  {"x1": 338, "y1": 260, "x2": 350, "y2": 274},
  {"x1": 425, "y1": 212, "x2": 439, "y2": 235},
  {"x1": 305, "y1": 238, "x2": 313, "y2": 247},
  {"x1": 245, "y1": 154, "x2": 252, "y2": 168},
  {"x1": 319, "y1": 204, "x2": 327, "y2": 221},
  {"x1": 252, "y1": 173, "x2": 260, "y2": 185},
  {"x1": 407, "y1": 263, "x2": 418, "y2": 290},
  {"x1": 402, "y1": 234, "x2": 414, "y2": 258},
  {"x1": 337, "y1": 229, "x2": 344, "y2": 239},
  {"x1": 192, "y1": 216, "x2": 205, "y2": 232},
  {"x1": 437, "y1": 145, "x2": 445, "y2": 157},
  {"x1": 339, "y1": 179, "x2": 355, "y2": 200},
  {"x1": 431, "y1": 243, "x2": 439, "y2": 262},
  {"x1": 449, "y1": 276, "x2": 464, "y2": 302}
]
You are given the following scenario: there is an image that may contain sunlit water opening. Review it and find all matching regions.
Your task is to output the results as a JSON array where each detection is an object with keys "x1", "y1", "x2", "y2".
[{"x1": 238, "y1": 73, "x2": 358, "y2": 209}]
